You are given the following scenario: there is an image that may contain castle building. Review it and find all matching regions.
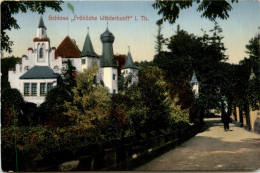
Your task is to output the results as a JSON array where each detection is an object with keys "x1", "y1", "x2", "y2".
[
  {"x1": 8, "y1": 16, "x2": 138, "y2": 105},
  {"x1": 121, "y1": 46, "x2": 138, "y2": 85}
]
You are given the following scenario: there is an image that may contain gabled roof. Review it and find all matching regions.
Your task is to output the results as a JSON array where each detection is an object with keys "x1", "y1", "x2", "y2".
[
  {"x1": 55, "y1": 36, "x2": 81, "y2": 59},
  {"x1": 38, "y1": 16, "x2": 46, "y2": 29},
  {"x1": 20, "y1": 66, "x2": 58, "y2": 79},
  {"x1": 123, "y1": 49, "x2": 137, "y2": 69},
  {"x1": 81, "y1": 33, "x2": 99, "y2": 57}
]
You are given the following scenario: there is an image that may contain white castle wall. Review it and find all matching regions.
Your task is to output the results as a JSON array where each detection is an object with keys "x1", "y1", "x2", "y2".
[{"x1": 103, "y1": 67, "x2": 118, "y2": 94}]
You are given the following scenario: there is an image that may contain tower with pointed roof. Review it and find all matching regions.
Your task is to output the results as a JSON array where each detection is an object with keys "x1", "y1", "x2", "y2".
[
  {"x1": 81, "y1": 28, "x2": 100, "y2": 69},
  {"x1": 100, "y1": 26, "x2": 118, "y2": 94},
  {"x1": 122, "y1": 46, "x2": 138, "y2": 85},
  {"x1": 81, "y1": 27, "x2": 102, "y2": 84},
  {"x1": 190, "y1": 71, "x2": 199, "y2": 99},
  {"x1": 34, "y1": 16, "x2": 51, "y2": 66},
  {"x1": 37, "y1": 16, "x2": 47, "y2": 39}
]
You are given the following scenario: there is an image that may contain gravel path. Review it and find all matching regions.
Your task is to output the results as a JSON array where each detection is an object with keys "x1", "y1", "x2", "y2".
[{"x1": 136, "y1": 118, "x2": 260, "y2": 171}]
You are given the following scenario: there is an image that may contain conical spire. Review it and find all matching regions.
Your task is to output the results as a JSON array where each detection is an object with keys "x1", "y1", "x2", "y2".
[
  {"x1": 38, "y1": 16, "x2": 46, "y2": 29},
  {"x1": 123, "y1": 46, "x2": 137, "y2": 69},
  {"x1": 190, "y1": 70, "x2": 198, "y2": 84},
  {"x1": 81, "y1": 28, "x2": 98, "y2": 57}
]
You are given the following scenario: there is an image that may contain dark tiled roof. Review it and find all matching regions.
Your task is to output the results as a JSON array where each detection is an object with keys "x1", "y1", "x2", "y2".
[
  {"x1": 123, "y1": 51, "x2": 137, "y2": 69},
  {"x1": 38, "y1": 16, "x2": 46, "y2": 29},
  {"x1": 55, "y1": 36, "x2": 81, "y2": 59},
  {"x1": 81, "y1": 33, "x2": 99, "y2": 57},
  {"x1": 100, "y1": 28, "x2": 115, "y2": 43},
  {"x1": 20, "y1": 66, "x2": 58, "y2": 79},
  {"x1": 100, "y1": 28, "x2": 117, "y2": 67}
]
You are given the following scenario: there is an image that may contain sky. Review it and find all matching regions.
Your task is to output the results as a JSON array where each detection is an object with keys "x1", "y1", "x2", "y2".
[{"x1": 4, "y1": 1, "x2": 260, "y2": 64}]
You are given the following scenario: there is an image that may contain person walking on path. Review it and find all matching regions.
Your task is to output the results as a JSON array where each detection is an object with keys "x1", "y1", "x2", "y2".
[{"x1": 222, "y1": 112, "x2": 230, "y2": 131}]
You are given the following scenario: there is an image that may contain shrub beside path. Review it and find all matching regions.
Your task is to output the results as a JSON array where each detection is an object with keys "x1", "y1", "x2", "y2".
[{"x1": 136, "y1": 117, "x2": 260, "y2": 171}]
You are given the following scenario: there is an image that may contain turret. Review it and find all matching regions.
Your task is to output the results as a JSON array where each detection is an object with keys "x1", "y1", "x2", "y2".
[
  {"x1": 122, "y1": 46, "x2": 138, "y2": 85},
  {"x1": 81, "y1": 27, "x2": 98, "y2": 58},
  {"x1": 100, "y1": 26, "x2": 118, "y2": 94},
  {"x1": 190, "y1": 71, "x2": 199, "y2": 99},
  {"x1": 33, "y1": 16, "x2": 50, "y2": 66},
  {"x1": 100, "y1": 26, "x2": 117, "y2": 67},
  {"x1": 37, "y1": 16, "x2": 47, "y2": 39}
]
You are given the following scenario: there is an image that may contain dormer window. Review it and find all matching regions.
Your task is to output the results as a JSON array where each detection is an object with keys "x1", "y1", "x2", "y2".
[{"x1": 39, "y1": 48, "x2": 43, "y2": 58}]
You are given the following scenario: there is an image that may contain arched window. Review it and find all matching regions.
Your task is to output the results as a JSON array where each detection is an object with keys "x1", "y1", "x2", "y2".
[{"x1": 39, "y1": 48, "x2": 43, "y2": 58}]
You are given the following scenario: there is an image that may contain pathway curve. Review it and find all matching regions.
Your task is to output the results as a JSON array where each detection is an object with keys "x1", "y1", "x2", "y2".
[{"x1": 136, "y1": 118, "x2": 260, "y2": 171}]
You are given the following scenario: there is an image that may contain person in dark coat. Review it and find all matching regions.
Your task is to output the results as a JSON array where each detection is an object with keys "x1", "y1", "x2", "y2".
[{"x1": 222, "y1": 112, "x2": 230, "y2": 131}]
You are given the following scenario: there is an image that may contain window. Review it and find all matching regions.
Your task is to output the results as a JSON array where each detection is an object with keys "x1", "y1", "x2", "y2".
[
  {"x1": 31, "y1": 83, "x2": 37, "y2": 95},
  {"x1": 39, "y1": 48, "x2": 43, "y2": 58},
  {"x1": 40, "y1": 83, "x2": 46, "y2": 95},
  {"x1": 82, "y1": 59, "x2": 86, "y2": 65},
  {"x1": 24, "y1": 83, "x2": 30, "y2": 95},
  {"x1": 24, "y1": 66, "x2": 30, "y2": 72},
  {"x1": 113, "y1": 89, "x2": 116, "y2": 94},
  {"x1": 47, "y1": 83, "x2": 53, "y2": 92},
  {"x1": 113, "y1": 74, "x2": 116, "y2": 80}
]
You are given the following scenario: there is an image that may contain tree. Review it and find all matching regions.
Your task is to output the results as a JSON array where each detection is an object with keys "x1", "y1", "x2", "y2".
[
  {"x1": 62, "y1": 60, "x2": 77, "y2": 91},
  {"x1": 154, "y1": 22, "x2": 228, "y2": 113},
  {"x1": 153, "y1": 27, "x2": 201, "y2": 109},
  {"x1": 155, "y1": 23, "x2": 165, "y2": 54},
  {"x1": 152, "y1": 0, "x2": 237, "y2": 25},
  {"x1": 65, "y1": 61, "x2": 111, "y2": 144},
  {"x1": 245, "y1": 30, "x2": 260, "y2": 110},
  {"x1": 1, "y1": 88, "x2": 24, "y2": 127},
  {"x1": 245, "y1": 29, "x2": 260, "y2": 79},
  {"x1": 138, "y1": 66, "x2": 171, "y2": 132},
  {"x1": 1, "y1": 1, "x2": 63, "y2": 53},
  {"x1": 38, "y1": 60, "x2": 77, "y2": 127}
]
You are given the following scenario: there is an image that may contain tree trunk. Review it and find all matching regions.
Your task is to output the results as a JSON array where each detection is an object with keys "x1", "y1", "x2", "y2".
[
  {"x1": 244, "y1": 103, "x2": 251, "y2": 130},
  {"x1": 238, "y1": 104, "x2": 243, "y2": 125},
  {"x1": 233, "y1": 104, "x2": 237, "y2": 121}
]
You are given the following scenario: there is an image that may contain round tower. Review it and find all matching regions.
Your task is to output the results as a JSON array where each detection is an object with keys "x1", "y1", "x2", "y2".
[{"x1": 100, "y1": 26, "x2": 118, "y2": 94}]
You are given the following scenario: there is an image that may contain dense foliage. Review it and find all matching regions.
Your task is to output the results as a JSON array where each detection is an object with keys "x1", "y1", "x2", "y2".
[
  {"x1": 152, "y1": 0, "x2": 238, "y2": 25},
  {"x1": 1, "y1": 88, "x2": 24, "y2": 127}
]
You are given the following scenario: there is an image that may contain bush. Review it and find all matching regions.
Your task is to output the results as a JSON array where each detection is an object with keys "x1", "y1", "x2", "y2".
[{"x1": 1, "y1": 126, "x2": 97, "y2": 171}]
